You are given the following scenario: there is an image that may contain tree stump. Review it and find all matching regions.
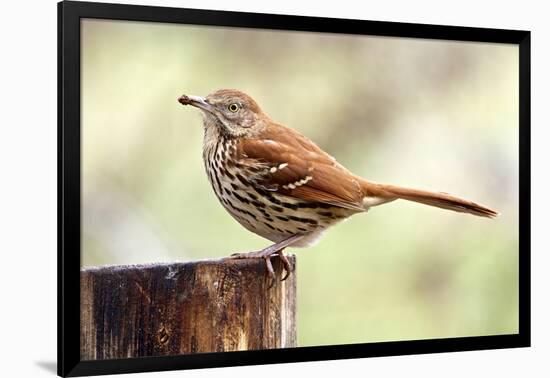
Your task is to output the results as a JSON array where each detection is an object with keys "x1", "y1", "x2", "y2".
[{"x1": 80, "y1": 256, "x2": 296, "y2": 360}]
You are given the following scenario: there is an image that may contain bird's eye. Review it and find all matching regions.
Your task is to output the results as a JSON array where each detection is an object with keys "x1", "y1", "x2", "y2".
[{"x1": 228, "y1": 103, "x2": 239, "y2": 113}]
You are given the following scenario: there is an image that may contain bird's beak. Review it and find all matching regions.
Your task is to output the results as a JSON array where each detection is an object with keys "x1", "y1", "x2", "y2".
[{"x1": 178, "y1": 94, "x2": 214, "y2": 113}]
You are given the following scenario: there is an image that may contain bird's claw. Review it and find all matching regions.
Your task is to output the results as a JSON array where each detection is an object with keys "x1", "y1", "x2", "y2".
[
  {"x1": 276, "y1": 250, "x2": 293, "y2": 281},
  {"x1": 230, "y1": 249, "x2": 293, "y2": 286}
]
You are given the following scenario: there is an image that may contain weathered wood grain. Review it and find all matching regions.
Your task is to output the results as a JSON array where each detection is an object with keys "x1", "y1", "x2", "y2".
[{"x1": 80, "y1": 256, "x2": 296, "y2": 360}]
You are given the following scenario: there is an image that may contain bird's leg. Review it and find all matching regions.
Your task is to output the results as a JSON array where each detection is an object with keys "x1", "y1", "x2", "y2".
[{"x1": 231, "y1": 234, "x2": 303, "y2": 284}]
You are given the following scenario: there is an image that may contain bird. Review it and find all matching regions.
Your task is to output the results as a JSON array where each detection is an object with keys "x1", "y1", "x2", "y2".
[{"x1": 177, "y1": 89, "x2": 498, "y2": 282}]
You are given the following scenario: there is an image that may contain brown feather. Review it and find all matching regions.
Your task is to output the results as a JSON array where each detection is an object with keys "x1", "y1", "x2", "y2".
[
  {"x1": 237, "y1": 123, "x2": 366, "y2": 211},
  {"x1": 360, "y1": 179, "x2": 498, "y2": 218}
]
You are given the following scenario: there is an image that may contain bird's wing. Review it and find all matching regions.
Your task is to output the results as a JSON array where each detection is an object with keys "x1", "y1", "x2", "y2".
[{"x1": 237, "y1": 128, "x2": 366, "y2": 211}]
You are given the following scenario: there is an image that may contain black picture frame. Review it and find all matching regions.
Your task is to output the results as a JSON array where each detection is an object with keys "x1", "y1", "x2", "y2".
[{"x1": 58, "y1": 1, "x2": 531, "y2": 376}]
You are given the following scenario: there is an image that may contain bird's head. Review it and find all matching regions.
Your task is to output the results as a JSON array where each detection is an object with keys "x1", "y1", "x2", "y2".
[{"x1": 178, "y1": 89, "x2": 268, "y2": 137}]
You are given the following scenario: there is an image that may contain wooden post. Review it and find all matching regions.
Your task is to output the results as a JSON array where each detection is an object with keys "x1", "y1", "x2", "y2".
[{"x1": 80, "y1": 256, "x2": 296, "y2": 360}]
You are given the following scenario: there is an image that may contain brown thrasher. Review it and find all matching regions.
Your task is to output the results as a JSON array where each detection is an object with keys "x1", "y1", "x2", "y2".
[{"x1": 178, "y1": 89, "x2": 497, "y2": 281}]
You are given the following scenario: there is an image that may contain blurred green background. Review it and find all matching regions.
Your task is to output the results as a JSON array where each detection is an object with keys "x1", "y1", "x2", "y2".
[{"x1": 81, "y1": 19, "x2": 519, "y2": 347}]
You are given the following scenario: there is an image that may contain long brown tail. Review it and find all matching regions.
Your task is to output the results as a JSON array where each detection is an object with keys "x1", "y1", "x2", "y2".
[{"x1": 361, "y1": 180, "x2": 498, "y2": 218}]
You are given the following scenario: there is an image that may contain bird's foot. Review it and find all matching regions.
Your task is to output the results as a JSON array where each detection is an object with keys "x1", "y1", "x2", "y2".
[
  {"x1": 230, "y1": 234, "x2": 302, "y2": 288},
  {"x1": 231, "y1": 248, "x2": 293, "y2": 287}
]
